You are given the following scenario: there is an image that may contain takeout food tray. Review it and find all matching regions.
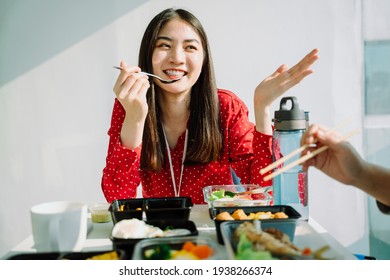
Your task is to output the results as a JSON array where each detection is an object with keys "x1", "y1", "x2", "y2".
[
  {"x1": 7, "y1": 250, "x2": 126, "y2": 260},
  {"x1": 132, "y1": 236, "x2": 221, "y2": 260},
  {"x1": 203, "y1": 185, "x2": 272, "y2": 209},
  {"x1": 109, "y1": 197, "x2": 193, "y2": 224},
  {"x1": 110, "y1": 219, "x2": 198, "y2": 258},
  {"x1": 220, "y1": 220, "x2": 325, "y2": 260},
  {"x1": 210, "y1": 205, "x2": 301, "y2": 244}
]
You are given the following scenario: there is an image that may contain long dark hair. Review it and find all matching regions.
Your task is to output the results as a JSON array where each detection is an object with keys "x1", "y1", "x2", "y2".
[{"x1": 139, "y1": 8, "x2": 222, "y2": 171}]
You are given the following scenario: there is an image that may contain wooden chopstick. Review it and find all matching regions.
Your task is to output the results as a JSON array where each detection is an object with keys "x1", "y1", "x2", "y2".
[
  {"x1": 262, "y1": 128, "x2": 361, "y2": 182},
  {"x1": 260, "y1": 117, "x2": 353, "y2": 175}
]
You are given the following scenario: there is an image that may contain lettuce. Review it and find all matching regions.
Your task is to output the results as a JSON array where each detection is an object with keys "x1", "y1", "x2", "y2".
[{"x1": 235, "y1": 234, "x2": 274, "y2": 260}]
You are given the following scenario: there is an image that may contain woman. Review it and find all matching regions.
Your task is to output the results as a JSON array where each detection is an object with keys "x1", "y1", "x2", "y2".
[{"x1": 102, "y1": 8, "x2": 318, "y2": 204}]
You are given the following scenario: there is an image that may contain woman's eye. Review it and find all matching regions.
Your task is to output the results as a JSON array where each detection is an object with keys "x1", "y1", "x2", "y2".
[
  {"x1": 157, "y1": 43, "x2": 170, "y2": 48},
  {"x1": 186, "y1": 45, "x2": 197, "y2": 51}
]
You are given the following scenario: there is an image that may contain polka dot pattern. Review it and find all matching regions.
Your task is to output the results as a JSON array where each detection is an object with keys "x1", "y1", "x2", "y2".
[{"x1": 101, "y1": 89, "x2": 273, "y2": 204}]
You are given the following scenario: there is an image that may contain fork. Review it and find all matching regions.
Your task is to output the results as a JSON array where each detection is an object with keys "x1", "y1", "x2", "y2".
[{"x1": 113, "y1": 66, "x2": 181, "y2": 84}]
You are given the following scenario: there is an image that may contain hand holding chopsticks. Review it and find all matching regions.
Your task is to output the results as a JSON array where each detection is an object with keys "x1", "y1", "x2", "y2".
[{"x1": 261, "y1": 118, "x2": 360, "y2": 181}]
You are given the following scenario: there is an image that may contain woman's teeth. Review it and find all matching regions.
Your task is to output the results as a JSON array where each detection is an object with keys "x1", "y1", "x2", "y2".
[{"x1": 165, "y1": 70, "x2": 185, "y2": 77}]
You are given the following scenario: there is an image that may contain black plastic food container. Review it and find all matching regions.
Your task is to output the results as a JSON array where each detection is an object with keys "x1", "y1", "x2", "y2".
[
  {"x1": 109, "y1": 197, "x2": 193, "y2": 224},
  {"x1": 110, "y1": 219, "x2": 198, "y2": 258},
  {"x1": 132, "y1": 236, "x2": 221, "y2": 260},
  {"x1": 210, "y1": 205, "x2": 301, "y2": 244},
  {"x1": 109, "y1": 198, "x2": 144, "y2": 223},
  {"x1": 7, "y1": 250, "x2": 126, "y2": 260}
]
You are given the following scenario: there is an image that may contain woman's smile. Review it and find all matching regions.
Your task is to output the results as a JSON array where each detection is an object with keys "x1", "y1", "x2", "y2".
[{"x1": 164, "y1": 69, "x2": 188, "y2": 80}]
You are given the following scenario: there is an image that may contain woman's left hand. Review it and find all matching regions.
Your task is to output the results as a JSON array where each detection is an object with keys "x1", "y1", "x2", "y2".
[
  {"x1": 253, "y1": 48, "x2": 319, "y2": 134},
  {"x1": 254, "y1": 48, "x2": 319, "y2": 108}
]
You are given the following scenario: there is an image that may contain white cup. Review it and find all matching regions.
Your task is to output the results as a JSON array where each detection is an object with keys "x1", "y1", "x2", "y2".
[{"x1": 30, "y1": 201, "x2": 88, "y2": 252}]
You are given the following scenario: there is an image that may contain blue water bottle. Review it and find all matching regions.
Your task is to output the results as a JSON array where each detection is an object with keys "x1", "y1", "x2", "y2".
[{"x1": 272, "y1": 96, "x2": 309, "y2": 220}]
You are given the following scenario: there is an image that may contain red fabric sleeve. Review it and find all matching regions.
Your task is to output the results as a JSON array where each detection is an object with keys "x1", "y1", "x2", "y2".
[{"x1": 101, "y1": 99, "x2": 141, "y2": 203}]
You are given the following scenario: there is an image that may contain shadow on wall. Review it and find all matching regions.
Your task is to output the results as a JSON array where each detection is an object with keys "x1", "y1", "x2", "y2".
[
  {"x1": 0, "y1": 0, "x2": 149, "y2": 87},
  {"x1": 0, "y1": 0, "x2": 149, "y2": 259}
]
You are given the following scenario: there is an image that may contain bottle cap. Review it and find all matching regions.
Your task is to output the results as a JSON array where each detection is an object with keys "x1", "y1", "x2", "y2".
[{"x1": 273, "y1": 96, "x2": 306, "y2": 131}]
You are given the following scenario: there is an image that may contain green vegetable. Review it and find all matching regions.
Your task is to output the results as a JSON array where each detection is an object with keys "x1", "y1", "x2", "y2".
[
  {"x1": 145, "y1": 244, "x2": 172, "y2": 260},
  {"x1": 237, "y1": 234, "x2": 252, "y2": 254},
  {"x1": 209, "y1": 189, "x2": 237, "y2": 201},
  {"x1": 235, "y1": 234, "x2": 274, "y2": 260},
  {"x1": 224, "y1": 191, "x2": 236, "y2": 198},
  {"x1": 209, "y1": 190, "x2": 226, "y2": 201}
]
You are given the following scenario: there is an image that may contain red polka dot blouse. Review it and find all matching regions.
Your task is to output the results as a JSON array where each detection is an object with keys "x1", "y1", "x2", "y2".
[{"x1": 101, "y1": 89, "x2": 273, "y2": 204}]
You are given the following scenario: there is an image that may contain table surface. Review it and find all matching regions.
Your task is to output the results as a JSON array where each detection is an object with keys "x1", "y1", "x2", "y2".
[{"x1": 3, "y1": 204, "x2": 357, "y2": 260}]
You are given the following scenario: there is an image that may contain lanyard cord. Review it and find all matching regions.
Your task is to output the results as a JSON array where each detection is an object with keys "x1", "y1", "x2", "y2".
[{"x1": 162, "y1": 127, "x2": 188, "y2": 197}]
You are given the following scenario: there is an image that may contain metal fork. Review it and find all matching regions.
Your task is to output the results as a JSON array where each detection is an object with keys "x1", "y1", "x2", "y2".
[{"x1": 113, "y1": 66, "x2": 181, "y2": 84}]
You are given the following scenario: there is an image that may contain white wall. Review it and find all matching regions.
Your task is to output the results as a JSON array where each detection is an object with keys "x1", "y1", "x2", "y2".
[{"x1": 0, "y1": 0, "x2": 369, "y2": 257}]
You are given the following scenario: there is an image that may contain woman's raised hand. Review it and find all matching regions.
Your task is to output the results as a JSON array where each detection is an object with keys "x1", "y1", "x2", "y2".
[
  {"x1": 113, "y1": 61, "x2": 150, "y2": 149},
  {"x1": 253, "y1": 49, "x2": 319, "y2": 135},
  {"x1": 254, "y1": 48, "x2": 319, "y2": 109},
  {"x1": 113, "y1": 61, "x2": 150, "y2": 125}
]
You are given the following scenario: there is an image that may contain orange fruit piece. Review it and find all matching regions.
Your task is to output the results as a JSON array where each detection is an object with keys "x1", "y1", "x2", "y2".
[
  {"x1": 182, "y1": 241, "x2": 197, "y2": 252},
  {"x1": 191, "y1": 245, "x2": 213, "y2": 259}
]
